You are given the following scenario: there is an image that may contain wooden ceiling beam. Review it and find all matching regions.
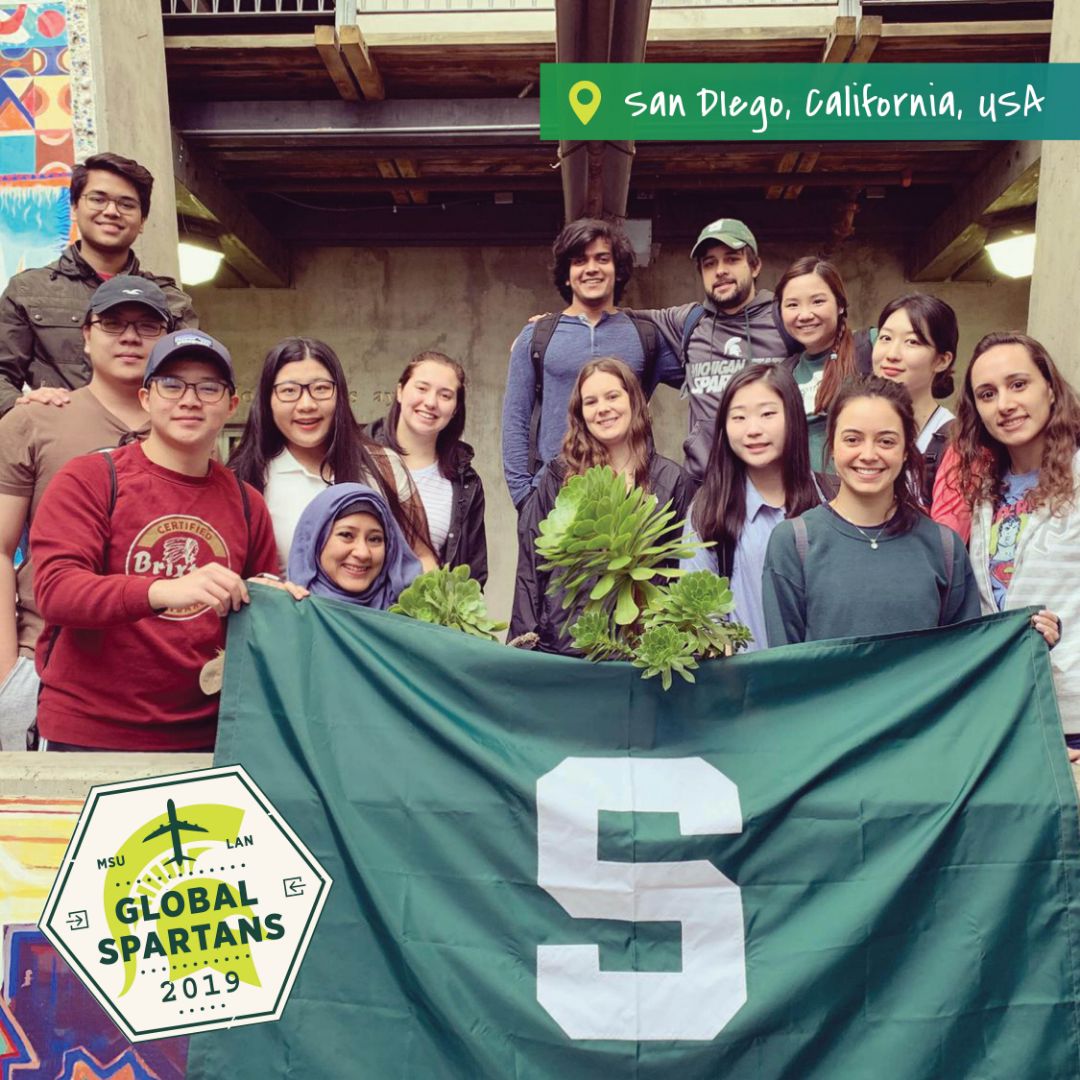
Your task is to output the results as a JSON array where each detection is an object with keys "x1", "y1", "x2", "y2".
[
  {"x1": 849, "y1": 16, "x2": 882, "y2": 64},
  {"x1": 314, "y1": 25, "x2": 360, "y2": 102},
  {"x1": 821, "y1": 15, "x2": 856, "y2": 63},
  {"x1": 338, "y1": 25, "x2": 385, "y2": 101},
  {"x1": 172, "y1": 130, "x2": 291, "y2": 288},
  {"x1": 909, "y1": 140, "x2": 1040, "y2": 282},
  {"x1": 784, "y1": 151, "x2": 819, "y2": 201},
  {"x1": 767, "y1": 151, "x2": 798, "y2": 200}
]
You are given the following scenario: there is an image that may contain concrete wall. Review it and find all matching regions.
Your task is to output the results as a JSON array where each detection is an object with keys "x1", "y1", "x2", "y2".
[
  {"x1": 87, "y1": 0, "x2": 180, "y2": 279},
  {"x1": 1028, "y1": 4, "x2": 1080, "y2": 373},
  {"x1": 188, "y1": 243, "x2": 1030, "y2": 624}
]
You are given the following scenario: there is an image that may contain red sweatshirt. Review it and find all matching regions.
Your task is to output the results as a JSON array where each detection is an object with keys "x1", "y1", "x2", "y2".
[{"x1": 31, "y1": 442, "x2": 278, "y2": 750}]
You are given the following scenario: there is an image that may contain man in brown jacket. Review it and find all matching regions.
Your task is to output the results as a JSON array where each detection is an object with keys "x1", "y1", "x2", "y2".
[{"x1": 0, "y1": 152, "x2": 196, "y2": 416}]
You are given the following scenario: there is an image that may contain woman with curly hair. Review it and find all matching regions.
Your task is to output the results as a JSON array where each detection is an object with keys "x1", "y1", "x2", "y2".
[
  {"x1": 509, "y1": 357, "x2": 692, "y2": 654},
  {"x1": 775, "y1": 257, "x2": 862, "y2": 470},
  {"x1": 955, "y1": 332, "x2": 1076, "y2": 753},
  {"x1": 762, "y1": 374, "x2": 978, "y2": 646}
]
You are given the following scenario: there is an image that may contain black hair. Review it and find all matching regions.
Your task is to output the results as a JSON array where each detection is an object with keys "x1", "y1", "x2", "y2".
[
  {"x1": 691, "y1": 364, "x2": 818, "y2": 575},
  {"x1": 228, "y1": 337, "x2": 429, "y2": 551},
  {"x1": 876, "y1": 293, "x2": 959, "y2": 399},
  {"x1": 551, "y1": 218, "x2": 635, "y2": 304},
  {"x1": 70, "y1": 153, "x2": 153, "y2": 218},
  {"x1": 382, "y1": 351, "x2": 467, "y2": 481},
  {"x1": 825, "y1": 374, "x2": 925, "y2": 535}
]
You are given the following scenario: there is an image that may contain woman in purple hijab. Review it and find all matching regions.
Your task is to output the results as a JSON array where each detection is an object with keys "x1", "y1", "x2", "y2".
[{"x1": 287, "y1": 483, "x2": 422, "y2": 610}]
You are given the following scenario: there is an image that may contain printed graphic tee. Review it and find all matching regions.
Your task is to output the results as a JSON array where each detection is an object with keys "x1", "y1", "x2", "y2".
[{"x1": 988, "y1": 468, "x2": 1039, "y2": 611}]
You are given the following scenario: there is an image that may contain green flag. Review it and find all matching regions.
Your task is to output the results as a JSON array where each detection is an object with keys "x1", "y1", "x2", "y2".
[{"x1": 187, "y1": 591, "x2": 1080, "y2": 1079}]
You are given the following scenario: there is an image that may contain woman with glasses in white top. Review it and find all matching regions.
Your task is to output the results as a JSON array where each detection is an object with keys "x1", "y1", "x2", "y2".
[{"x1": 229, "y1": 337, "x2": 435, "y2": 572}]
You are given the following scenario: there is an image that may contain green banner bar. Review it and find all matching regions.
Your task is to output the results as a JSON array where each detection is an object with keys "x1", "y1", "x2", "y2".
[{"x1": 540, "y1": 63, "x2": 1080, "y2": 141}]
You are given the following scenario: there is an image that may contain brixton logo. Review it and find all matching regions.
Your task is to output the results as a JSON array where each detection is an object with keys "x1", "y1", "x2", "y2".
[{"x1": 38, "y1": 765, "x2": 331, "y2": 1043}]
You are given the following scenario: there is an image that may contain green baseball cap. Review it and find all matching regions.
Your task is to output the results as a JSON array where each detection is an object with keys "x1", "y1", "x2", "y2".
[{"x1": 690, "y1": 218, "x2": 758, "y2": 260}]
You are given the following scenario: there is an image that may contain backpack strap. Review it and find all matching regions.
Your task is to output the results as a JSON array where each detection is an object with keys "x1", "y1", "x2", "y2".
[
  {"x1": 528, "y1": 314, "x2": 562, "y2": 406},
  {"x1": 679, "y1": 304, "x2": 706, "y2": 367},
  {"x1": 937, "y1": 522, "x2": 955, "y2": 624},
  {"x1": 234, "y1": 470, "x2": 252, "y2": 559},
  {"x1": 103, "y1": 449, "x2": 118, "y2": 514},
  {"x1": 527, "y1": 314, "x2": 562, "y2": 475},
  {"x1": 627, "y1": 314, "x2": 659, "y2": 391},
  {"x1": 792, "y1": 516, "x2": 810, "y2": 565}
]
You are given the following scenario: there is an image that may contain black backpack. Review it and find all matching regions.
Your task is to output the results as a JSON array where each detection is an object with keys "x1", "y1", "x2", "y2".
[{"x1": 526, "y1": 313, "x2": 660, "y2": 474}]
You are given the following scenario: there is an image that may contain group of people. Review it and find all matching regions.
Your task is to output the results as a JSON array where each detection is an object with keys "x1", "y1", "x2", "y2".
[
  {"x1": 0, "y1": 150, "x2": 1074, "y2": 762},
  {"x1": 502, "y1": 214, "x2": 1075, "y2": 761},
  {"x1": 0, "y1": 152, "x2": 485, "y2": 754}
]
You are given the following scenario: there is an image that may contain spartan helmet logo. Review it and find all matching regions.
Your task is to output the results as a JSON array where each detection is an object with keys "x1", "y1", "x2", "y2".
[{"x1": 162, "y1": 536, "x2": 199, "y2": 577}]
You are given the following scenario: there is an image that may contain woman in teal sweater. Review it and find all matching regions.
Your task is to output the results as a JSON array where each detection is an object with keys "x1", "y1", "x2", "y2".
[{"x1": 762, "y1": 375, "x2": 979, "y2": 645}]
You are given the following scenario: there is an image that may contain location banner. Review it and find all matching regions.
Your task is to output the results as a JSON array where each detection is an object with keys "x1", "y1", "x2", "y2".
[
  {"x1": 187, "y1": 591, "x2": 1080, "y2": 1079},
  {"x1": 540, "y1": 63, "x2": 1080, "y2": 141}
]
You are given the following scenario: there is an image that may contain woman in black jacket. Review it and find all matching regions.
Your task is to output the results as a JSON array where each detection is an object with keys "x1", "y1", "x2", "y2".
[
  {"x1": 367, "y1": 350, "x2": 487, "y2": 585},
  {"x1": 510, "y1": 357, "x2": 692, "y2": 654}
]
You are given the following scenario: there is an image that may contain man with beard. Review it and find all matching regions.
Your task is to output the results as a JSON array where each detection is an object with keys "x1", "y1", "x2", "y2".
[{"x1": 630, "y1": 218, "x2": 798, "y2": 480}]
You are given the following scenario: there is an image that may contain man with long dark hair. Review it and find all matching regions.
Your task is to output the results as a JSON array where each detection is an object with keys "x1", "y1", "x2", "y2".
[
  {"x1": 500, "y1": 217, "x2": 676, "y2": 509},
  {"x1": 0, "y1": 152, "x2": 197, "y2": 415}
]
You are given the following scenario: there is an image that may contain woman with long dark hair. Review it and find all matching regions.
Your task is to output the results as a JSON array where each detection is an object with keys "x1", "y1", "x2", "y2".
[
  {"x1": 229, "y1": 337, "x2": 435, "y2": 571},
  {"x1": 954, "y1": 332, "x2": 1075, "y2": 754},
  {"x1": 509, "y1": 357, "x2": 692, "y2": 654},
  {"x1": 775, "y1": 256, "x2": 859, "y2": 469},
  {"x1": 872, "y1": 293, "x2": 958, "y2": 503},
  {"x1": 763, "y1": 374, "x2": 978, "y2": 645},
  {"x1": 366, "y1": 351, "x2": 487, "y2": 585},
  {"x1": 680, "y1": 364, "x2": 819, "y2": 651}
]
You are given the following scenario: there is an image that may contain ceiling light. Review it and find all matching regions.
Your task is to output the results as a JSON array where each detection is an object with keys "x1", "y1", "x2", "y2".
[
  {"x1": 178, "y1": 241, "x2": 225, "y2": 286},
  {"x1": 985, "y1": 229, "x2": 1035, "y2": 279}
]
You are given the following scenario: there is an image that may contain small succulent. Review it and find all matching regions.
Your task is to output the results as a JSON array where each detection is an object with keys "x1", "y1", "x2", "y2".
[
  {"x1": 631, "y1": 624, "x2": 700, "y2": 690},
  {"x1": 642, "y1": 571, "x2": 751, "y2": 660},
  {"x1": 569, "y1": 609, "x2": 630, "y2": 662},
  {"x1": 390, "y1": 565, "x2": 507, "y2": 641}
]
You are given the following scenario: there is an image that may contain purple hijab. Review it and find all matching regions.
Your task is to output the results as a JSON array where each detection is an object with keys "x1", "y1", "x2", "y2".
[{"x1": 287, "y1": 483, "x2": 422, "y2": 609}]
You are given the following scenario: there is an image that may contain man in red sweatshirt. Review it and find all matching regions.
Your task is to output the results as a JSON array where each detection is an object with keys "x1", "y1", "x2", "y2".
[{"x1": 30, "y1": 330, "x2": 280, "y2": 752}]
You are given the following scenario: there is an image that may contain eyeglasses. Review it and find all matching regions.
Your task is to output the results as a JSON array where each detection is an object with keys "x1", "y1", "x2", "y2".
[
  {"x1": 150, "y1": 376, "x2": 232, "y2": 403},
  {"x1": 81, "y1": 191, "x2": 142, "y2": 216},
  {"x1": 272, "y1": 380, "x2": 337, "y2": 403},
  {"x1": 91, "y1": 317, "x2": 166, "y2": 339}
]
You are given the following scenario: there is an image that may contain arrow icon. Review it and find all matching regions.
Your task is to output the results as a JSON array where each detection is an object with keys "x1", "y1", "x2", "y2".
[
  {"x1": 67, "y1": 910, "x2": 89, "y2": 931},
  {"x1": 283, "y1": 877, "x2": 305, "y2": 897}
]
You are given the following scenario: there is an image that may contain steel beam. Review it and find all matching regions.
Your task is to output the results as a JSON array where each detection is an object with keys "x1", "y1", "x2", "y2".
[{"x1": 172, "y1": 98, "x2": 541, "y2": 150}]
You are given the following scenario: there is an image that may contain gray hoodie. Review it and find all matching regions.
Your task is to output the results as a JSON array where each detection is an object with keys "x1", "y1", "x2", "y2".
[{"x1": 634, "y1": 288, "x2": 796, "y2": 479}]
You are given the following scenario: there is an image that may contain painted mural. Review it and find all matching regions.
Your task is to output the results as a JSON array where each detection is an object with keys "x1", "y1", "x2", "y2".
[
  {"x1": 0, "y1": 2, "x2": 77, "y2": 293},
  {"x1": 0, "y1": 796, "x2": 190, "y2": 1078}
]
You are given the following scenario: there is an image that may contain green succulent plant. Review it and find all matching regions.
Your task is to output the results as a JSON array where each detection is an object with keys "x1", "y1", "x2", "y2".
[
  {"x1": 535, "y1": 465, "x2": 700, "y2": 630},
  {"x1": 632, "y1": 624, "x2": 700, "y2": 690},
  {"x1": 535, "y1": 466, "x2": 752, "y2": 689},
  {"x1": 390, "y1": 565, "x2": 507, "y2": 641}
]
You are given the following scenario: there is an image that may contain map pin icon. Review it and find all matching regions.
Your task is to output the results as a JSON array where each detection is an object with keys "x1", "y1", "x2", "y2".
[{"x1": 569, "y1": 80, "x2": 601, "y2": 126}]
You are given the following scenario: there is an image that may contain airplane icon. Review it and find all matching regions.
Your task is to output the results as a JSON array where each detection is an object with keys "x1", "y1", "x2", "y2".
[{"x1": 142, "y1": 799, "x2": 209, "y2": 867}]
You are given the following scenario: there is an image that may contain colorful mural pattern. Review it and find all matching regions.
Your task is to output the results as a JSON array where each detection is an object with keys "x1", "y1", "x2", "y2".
[
  {"x1": 0, "y1": 798, "x2": 189, "y2": 1077},
  {"x1": 1, "y1": 2, "x2": 76, "y2": 292}
]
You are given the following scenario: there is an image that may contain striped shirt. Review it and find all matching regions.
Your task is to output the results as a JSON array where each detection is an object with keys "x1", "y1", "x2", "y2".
[{"x1": 410, "y1": 462, "x2": 454, "y2": 557}]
